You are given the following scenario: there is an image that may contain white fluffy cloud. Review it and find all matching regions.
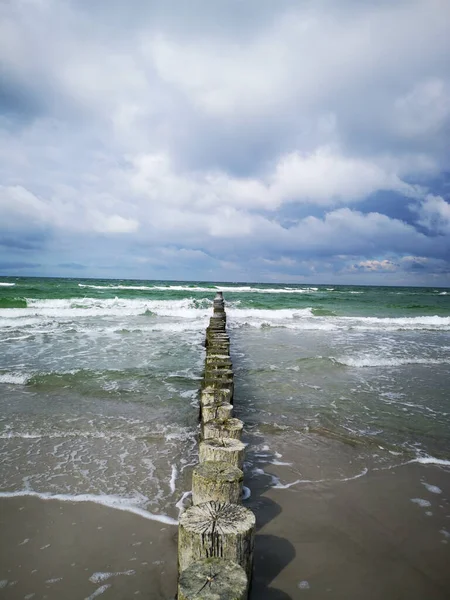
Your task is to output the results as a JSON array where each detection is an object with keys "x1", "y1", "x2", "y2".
[
  {"x1": 414, "y1": 195, "x2": 450, "y2": 235},
  {"x1": 0, "y1": 0, "x2": 450, "y2": 282}
]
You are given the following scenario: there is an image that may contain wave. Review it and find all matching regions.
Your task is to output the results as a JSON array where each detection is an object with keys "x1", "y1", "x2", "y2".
[
  {"x1": 311, "y1": 308, "x2": 337, "y2": 316},
  {"x1": 219, "y1": 286, "x2": 319, "y2": 293},
  {"x1": 414, "y1": 456, "x2": 450, "y2": 467},
  {"x1": 1, "y1": 298, "x2": 449, "y2": 332},
  {"x1": 0, "y1": 423, "x2": 194, "y2": 442},
  {"x1": 0, "y1": 490, "x2": 177, "y2": 524},
  {"x1": 0, "y1": 298, "x2": 27, "y2": 308},
  {"x1": 0, "y1": 282, "x2": 15, "y2": 287},
  {"x1": 229, "y1": 312, "x2": 450, "y2": 332},
  {"x1": 334, "y1": 356, "x2": 450, "y2": 368},
  {"x1": 78, "y1": 283, "x2": 320, "y2": 294},
  {"x1": 0, "y1": 372, "x2": 30, "y2": 385},
  {"x1": 0, "y1": 297, "x2": 212, "y2": 322},
  {"x1": 0, "y1": 366, "x2": 202, "y2": 389},
  {"x1": 80, "y1": 283, "x2": 159, "y2": 291}
]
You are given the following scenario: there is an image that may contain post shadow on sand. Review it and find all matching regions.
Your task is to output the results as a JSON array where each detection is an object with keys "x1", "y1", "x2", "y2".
[
  {"x1": 189, "y1": 327, "x2": 295, "y2": 600},
  {"x1": 241, "y1": 430, "x2": 295, "y2": 600},
  {"x1": 225, "y1": 341, "x2": 296, "y2": 599}
]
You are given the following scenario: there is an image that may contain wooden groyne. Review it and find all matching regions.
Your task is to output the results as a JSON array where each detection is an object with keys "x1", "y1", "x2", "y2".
[{"x1": 177, "y1": 292, "x2": 254, "y2": 599}]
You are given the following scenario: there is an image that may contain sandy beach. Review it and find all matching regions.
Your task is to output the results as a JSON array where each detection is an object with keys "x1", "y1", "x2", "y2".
[
  {"x1": 249, "y1": 460, "x2": 450, "y2": 599},
  {"x1": 1, "y1": 458, "x2": 449, "y2": 600},
  {"x1": 0, "y1": 497, "x2": 177, "y2": 599}
]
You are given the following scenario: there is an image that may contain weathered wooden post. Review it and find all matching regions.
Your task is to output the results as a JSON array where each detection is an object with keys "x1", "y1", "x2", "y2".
[
  {"x1": 192, "y1": 461, "x2": 243, "y2": 505},
  {"x1": 201, "y1": 386, "x2": 233, "y2": 406},
  {"x1": 178, "y1": 501, "x2": 255, "y2": 579},
  {"x1": 199, "y1": 438, "x2": 245, "y2": 469},
  {"x1": 201, "y1": 402, "x2": 233, "y2": 423},
  {"x1": 178, "y1": 558, "x2": 248, "y2": 600},
  {"x1": 202, "y1": 417, "x2": 244, "y2": 441},
  {"x1": 177, "y1": 292, "x2": 254, "y2": 599}
]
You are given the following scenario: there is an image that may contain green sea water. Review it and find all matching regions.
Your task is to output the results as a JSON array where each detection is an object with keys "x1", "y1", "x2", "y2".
[
  {"x1": 1, "y1": 276, "x2": 449, "y2": 316},
  {"x1": 0, "y1": 276, "x2": 449, "y2": 520}
]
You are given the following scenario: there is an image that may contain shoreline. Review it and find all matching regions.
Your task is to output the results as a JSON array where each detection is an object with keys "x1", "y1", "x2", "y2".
[{"x1": 1, "y1": 460, "x2": 449, "y2": 599}]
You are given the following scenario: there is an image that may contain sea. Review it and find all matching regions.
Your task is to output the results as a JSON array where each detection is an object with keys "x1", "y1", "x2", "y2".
[{"x1": 1, "y1": 276, "x2": 449, "y2": 523}]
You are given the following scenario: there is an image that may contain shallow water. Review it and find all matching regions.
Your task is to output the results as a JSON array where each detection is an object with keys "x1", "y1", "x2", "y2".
[{"x1": 0, "y1": 277, "x2": 449, "y2": 521}]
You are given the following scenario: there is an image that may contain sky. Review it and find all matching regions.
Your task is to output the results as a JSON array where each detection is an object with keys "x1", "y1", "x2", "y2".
[{"x1": 0, "y1": 0, "x2": 450, "y2": 285}]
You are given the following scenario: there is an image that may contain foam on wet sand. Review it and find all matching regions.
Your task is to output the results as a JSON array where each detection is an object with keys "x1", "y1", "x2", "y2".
[{"x1": 1, "y1": 458, "x2": 449, "y2": 599}]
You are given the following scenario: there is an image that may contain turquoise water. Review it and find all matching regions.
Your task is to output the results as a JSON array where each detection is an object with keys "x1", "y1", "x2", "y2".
[
  {"x1": 0, "y1": 277, "x2": 449, "y2": 519},
  {"x1": 1, "y1": 276, "x2": 449, "y2": 316}
]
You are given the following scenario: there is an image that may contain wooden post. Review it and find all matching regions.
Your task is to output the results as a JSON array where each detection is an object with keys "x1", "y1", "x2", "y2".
[
  {"x1": 201, "y1": 402, "x2": 233, "y2": 423},
  {"x1": 206, "y1": 357, "x2": 233, "y2": 368},
  {"x1": 205, "y1": 365, "x2": 234, "y2": 378},
  {"x1": 201, "y1": 386, "x2": 233, "y2": 406},
  {"x1": 177, "y1": 291, "x2": 254, "y2": 598},
  {"x1": 178, "y1": 501, "x2": 255, "y2": 579},
  {"x1": 202, "y1": 418, "x2": 243, "y2": 441},
  {"x1": 178, "y1": 558, "x2": 248, "y2": 600},
  {"x1": 199, "y1": 438, "x2": 245, "y2": 470},
  {"x1": 202, "y1": 380, "x2": 234, "y2": 396},
  {"x1": 192, "y1": 461, "x2": 243, "y2": 505}
]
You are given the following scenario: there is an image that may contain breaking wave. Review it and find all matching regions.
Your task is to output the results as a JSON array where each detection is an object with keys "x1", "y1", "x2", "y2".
[
  {"x1": 1, "y1": 298, "x2": 450, "y2": 332},
  {"x1": 77, "y1": 283, "x2": 320, "y2": 294},
  {"x1": 334, "y1": 356, "x2": 450, "y2": 368}
]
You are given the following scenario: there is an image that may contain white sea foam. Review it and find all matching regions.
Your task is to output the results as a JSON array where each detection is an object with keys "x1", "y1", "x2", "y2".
[
  {"x1": 422, "y1": 482, "x2": 442, "y2": 494},
  {"x1": 0, "y1": 372, "x2": 30, "y2": 385},
  {"x1": 219, "y1": 286, "x2": 319, "y2": 294},
  {"x1": 0, "y1": 490, "x2": 178, "y2": 525},
  {"x1": 298, "y1": 581, "x2": 310, "y2": 590},
  {"x1": 346, "y1": 315, "x2": 450, "y2": 331},
  {"x1": 414, "y1": 456, "x2": 450, "y2": 467},
  {"x1": 272, "y1": 467, "x2": 368, "y2": 489},
  {"x1": 85, "y1": 584, "x2": 111, "y2": 599},
  {"x1": 0, "y1": 282, "x2": 15, "y2": 286},
  {"x1": 79, "y1": 284, "x2": 154, "y2": 291},
  {"x1": 410, "y1": 498, "x2": 431, "y2": 507},
  {"x1": 242, "y1": 486, "x2": 251, "y2": 500},
  {"x1": 169, "y1": 464, "x2": 178, "y2": 495},
  {"x1": 0, "y1": 297, "x2": 211, "y2": 322},
  {"x1": 89, "y1": 571, "x2": 135, "y2": 584},
  {"x1": 335, "y1": 356, "x2": 450, "y2": 368},
  {"x1": 2, "y1": 297, "x2": 450, "y2": 333},
  {"x1": 78, "y1": 283, "x2": 320, "y2": 294},
  {"x1": 228, "y1": 307, "x2": 313, "y2": 320},
  {"x1": 175, "y1": 491, "x2": 192, "y2": 517},
  {"x1": 228, "y1": 311, "x2": 450, "y2": 332}
]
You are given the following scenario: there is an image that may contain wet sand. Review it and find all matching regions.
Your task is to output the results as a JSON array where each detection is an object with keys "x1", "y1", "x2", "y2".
[
  {"x1": 249, "y1": 461, "x2": 450, "y2": 600},
  {"x1": 0, "y1": 498, "x2": 178, "y2": 599},
  {"x1": 1, "y1": 462, "x2": 449, "y2": 599}
]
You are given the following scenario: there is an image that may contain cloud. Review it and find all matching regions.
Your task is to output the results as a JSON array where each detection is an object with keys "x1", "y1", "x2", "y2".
[
  {"x1": 0, "y1": 0, "x2": 450, "y2": 283},
  {"x1": 0, "y1": 260, "x2": 41, "y2": 270},
  {"x1": 57, "y1": 262, "x2": 86, "y2": 270},
  {"x1": 414, "y1": 195, "x2": 450, "y2": 235}
]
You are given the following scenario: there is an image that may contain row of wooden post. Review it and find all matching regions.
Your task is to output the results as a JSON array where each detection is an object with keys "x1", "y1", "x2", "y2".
[{"x1": 177, "y1": 292, "x2": 255, "y2": 600}]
